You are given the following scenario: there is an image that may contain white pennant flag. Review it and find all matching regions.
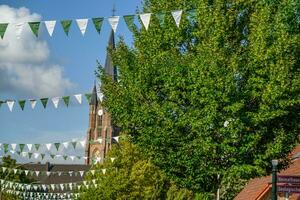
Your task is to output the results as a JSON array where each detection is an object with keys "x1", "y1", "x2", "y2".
[
  {"x1": 44, "y1": 21, "x2": 56, "y2": 37},
  {"x1": 76, "y1": 19, "x2": 88, "y2": 36},
  {"x1": 11, "y1": 144, "x2": 17, "y2": 150},
  {"x1": 15, "y1": 23, "x2": 25, "y2": 39},
  {"x1": 35, "y1": 171, "x2": 40, "y2": 176},
  {"x1": 74, "y1": 94, "x2": 82, "y2": 104},
  {"x1": 69, "y1": 183, "x2": 73, "y2": 190},
  {"x1": 33, "y1": 153, "x2": 39, "y2": 159},
  {"x1": 139, "y1": 13, "x2": 152, "y2": 30},
  {"x1": 13, "y1": 169, "x2": 18, "y2": 174},
  {"x1": 60, "y1": 184, "x2": 64, "y2": 191},
  {"x1": 46, "y1": 172, "x2": 51, "y2": 176},
  {"x1": 7, "y1": 100, "x2": 15, "y2": 112},
  {"x1": 90, "y1": 170, "x2": 95, "y2": 175},
  {"x1": 51, "y1": 97, "x2": 60, "y2": 108},
  {"x1": 79, "y1": 171, "x2": 84, "y2": 177},
  {"x1": 29, "y1": 100, "x2": 37, "y2": 109},
  {"x1": 27, "y1": 144, "x2": 33, "y2": 151},
  {"x1": 46, "y1": 143, "x2": 52, "y2": 151},
  {"x1": 111, "y1": 157, "x2": 116, "y2": 163},
  {"x1": 102, "y1": 169, "x2": 107, "y2": 174},
  {"x1": 96, "y1": 138, "x2": 103, "y2": 143},
  {"x1": 21, "y1": 152, "x2": 27, "y2": 157},
  {"x1": 24, "y1": 170, "x2": 29, "y2": 176},
  {"x1": 92, "y1": 179, "x2": 96, "y2": 185},
  {"x1": 113, "y1": 136, "x2": 120, "y2": 143},
  {"x1": 2, "y1": 167, "x2": 6, "y2": 172},
  {"x1": 42, "y1": 185, "x2": 47, "y2": 191},
  {"x1": 58, "y1": 172, "x2": 62, "y2": 176},
  {"x1": 51, "y1": 184, "x2": 55, "y2": 190},
  {"x1": 172, "y1": 10, "x2": 183, "y2": 27},
  {"x1": 69, "y1": 156, "x2": 75, "y2": 161},
  {"x1": 108, "y1": 16, "x2": 120, "y2": 33},
  {"x1": 10, "y1": 150, "x2": 15, "y2": 154},
  {"x1": 80, "y1": 140, "x2": 86, "y2": 147},
  {"x1": 62, "y1": 142, "x2": 69, "y2": 149}
]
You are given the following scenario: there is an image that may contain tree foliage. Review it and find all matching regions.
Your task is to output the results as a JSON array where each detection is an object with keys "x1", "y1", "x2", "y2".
[
  {"x1": 100, "y1": 0, "x2": 299, "y2": 198},
  {"x1": 79, "y1": 138, "x2": 194, "y2": 200}
]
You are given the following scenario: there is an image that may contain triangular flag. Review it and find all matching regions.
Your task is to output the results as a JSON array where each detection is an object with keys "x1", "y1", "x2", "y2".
[
  {"x1": 76, "y1": 19, "x2": 88, "y2": 36},
  {"x1": 139, "y1": 13, "x2": 152, "y2": 30},
  {"x1": 3, "y1": 144, "x2": 9, "y2": 154},
  {"x1": 13, "y1": 169, "x2": 18, "y2": 175},
  {"x1": 90, "y1": 170, "x2": 95, "y2": 175},
  {"x1": 44, "y1": 21, "x2": 56, "y2": 36},
  {"x1": 92, "y1": 18, "x2": 103, "y2": 34},
  {"x1": 7, "y1": 100, "x2": 15, "y2": 112},
  {"x1": 123, "y1": 15, "x2": 136, "y2": 32},
  {"x1": 18, "y1": 100, "x2": 26, "y2": 110},
  {"x1": 28, "y1": 152, "x2": 33, "y2": 159},
  {"x1": 19, "y1": 144, "x2": 25, "y2": 152},
  {"x1": 108, "y1": 16, "x2": 120, "y2": 33},
  {"x1": 24, "y1": 170, "x2": 29, "y2": 176},
  {"x1": 63, "y1": 155, "x2": 68, "y2": 160},
  {"x1": 113, "y1": 136, "x2": 120, "y2": 143},
  {"x1": 71, "y1": 142, "x2": 77, "y2": 149},
  {"x1": 102, "y1": 169, "x2": 106, "y2": 174},
  {"x1": 54, "y1": 143, "x2": 60, "y2": 151},
  {"x1": 28, "y1": 22, "x2": 40, "y2": 37},
  {"x1": 60, "y1": 20, "x2": 72, "y2": 36},
  {"x1": 0, "y1": 23, "x2": 8, "y2": 39},
  {"x1": 34, "y1": 144, "x2": 40, "y2": 151},
  {"x1": 50, "y1": 154, "x2": 55, "y2": 159},
  {"x1": 46, "y1": 172, "x2": 51, "y2": 176},
  {"x1": 15, "y1": 22, "x2": 25, "y2": 39},
  {"x1": 35, "y1": 171, "x2": 40, "y2": 176},
  {"x1": 85, "y1": 93, "x2": 92, "y2": 103},
  {"x1": 62, "y1": 96, "x2": 70, "y2": 107},
  {"x1": 111, "y1": 157, "x2": 116, "y2": 163},
  {"x1": 11, "y1": 144, "x2": 17, "y2": 151},
  {"x1": 156, "y1": 13, "x2": 166, "y2": 27},
  {"x1": 45, "y1": 143, "x2": 52, "y2": 151},
  {"x1": 51, "y1": 97, "x2": 60, "y2": 108},
  {"x1": 26, "y1": 144, "x2": 33, "y2": 151},
  {"x1": 171, "y1": 10, "x2": 183, "y2": 27},
  {"x1": 40, "y1": 154, "x2": 45, "y2": 160},
  {"x1": 74, "y1": 94, "x2": 82, "y2": 104},
  {"x1": 29, "y1": 99, "x2": 37, "y2": 109},
  {"x1": 62, "y1": 142, "x2": 69, "y2": 149},
  {"x1": 40, "y1": 98, "x2": 48, "y2": 109},
  {"x1": 33, "y1": 153, "x2": 39, "y2": 159},
  {"x1": 187, "y1": 9, "x2": 197, "y2": 24},
  {"x1": 79, "y1": 140, "x2": 86, "y2": 147},
  {"x1": 79, "y1": 171, "x2": 84, "y2": 177}
]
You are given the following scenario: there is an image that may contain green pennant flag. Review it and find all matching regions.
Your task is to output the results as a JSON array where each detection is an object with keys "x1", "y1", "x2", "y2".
[
  {"x1": 76, "y1": 156, "x2": 81, "y2": 160},
  {"x1": 85, "y1": 93, "x2": 92, "y2": 103},
  {"x1": 0, "y1": 100, "x2": 4, "y2": 108},
  {"x1": 62, "y1": 96, "x2": 70, "y2": 107},
  {"x1": 187, "y1": 9, "x2": 197, "y2": 24},
  {"x1": 19, "y1": 144, "x2": 25, "y2": 152},
  {"x1": 28, "y1": 152, "x2": 33, "y2": 159},
  {"x1": 50, "y1": 154, "x2": 55, "y2": 159},
  {"x1": 123, "y1": 15, "x2": 136, "y2": 32},
  {"x1": 28, "y1": 22, "x2": 40, "y2": 37},
  {"x1": 0, "y1": 23, "x2": 8, "y2": 39},
  {"x1": 3, "y1": 144, "x2": 9, "y2": 154},
  {"x1": 40, "y1": 98, "x2": 48, "y2": 109},
  {"x1": 16, "y1": 151, "x2": 21, "y2": 155},
  {"x1": 63, "y1": 155, "x2": 68, "y2": 160},
  {"x1": 60, "y1": 20, "x2": 72, "y2": 36},
  {"x1": 92, "y1": 18, "x2": 104, "y2": 34},
  {"x1": 18, "y1": 100, "x2": 26, "y2": 111},
  {"x1": 156, "y1": 13, "x2": 166, "y2": 27},
  {"x1": 54, "y1": 143, "x2": 60, "y2": 151},
  {"x1": 30, "y1": 171, "x2": 34, "y2": 176},
  {"x1": 71, "y1": 141, "x2": 77, "y2": 149},
  {"x1": 41, "y1": 154, "x2": 45, "y2": 160},
  {"x1": 34, "y1": 144, "x2": 40, "y2": 151}
]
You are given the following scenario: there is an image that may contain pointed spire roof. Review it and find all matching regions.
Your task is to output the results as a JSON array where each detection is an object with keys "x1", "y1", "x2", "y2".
[
  {"x1": 90, "y1": 83, "x2": 98, "y2": 106},
  {"x1": 104, "y1": 30, "x2": 117, "y2": 81}
]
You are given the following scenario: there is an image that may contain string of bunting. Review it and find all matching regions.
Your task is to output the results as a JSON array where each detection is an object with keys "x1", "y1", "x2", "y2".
[
  {"x1": 0, "y1": 9, "x2": 196, "y2": 39},
  {"x1": 3, "y1": 190, "x2": 78, "y2": 200},
  {"x1": 0, "y1": 93, "x2": 98, "y2": 112},
  {"x1": 0, "y1": 178, "x2": 98, "y2": 192},
  {"x1": 1, "y1": 163, "x2": 114, "y2": 178},
  {"x1": 0, "y1": 135, "x2": 121, "y2": 153}
]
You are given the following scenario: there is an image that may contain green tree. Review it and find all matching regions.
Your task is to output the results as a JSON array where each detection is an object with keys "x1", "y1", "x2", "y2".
[
  {"x1": 100, "y1": 0, "x2": 300, "y2": 198},
  {"x1": 79, "y1": 137, "x2": 194, "y2": 200},
  {"x1": 0, "y1": 156, "x2": 32, "y2": 200}
]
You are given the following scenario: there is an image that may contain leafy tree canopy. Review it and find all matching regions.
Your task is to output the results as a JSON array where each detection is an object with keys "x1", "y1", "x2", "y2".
[
  {"x1": 79, "y1": 138, "x2": 194, "y2": 200},
  {"x1": 100, "y1": 0, "x2": 299, "y2": 198}
]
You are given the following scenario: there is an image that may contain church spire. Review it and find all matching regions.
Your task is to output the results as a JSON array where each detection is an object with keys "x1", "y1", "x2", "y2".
[{"x1": 104, "y1": 30, "x2": 117, "y2": 81}]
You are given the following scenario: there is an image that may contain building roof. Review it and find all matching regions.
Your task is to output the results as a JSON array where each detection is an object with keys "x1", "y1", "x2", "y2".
[
  {"x1": 23, "y1": 162, "x2": 90, "y2": 185},
  {"x1": 90, "y1": 84, "x2": 98, "y2": 106},
  {"x1": 235, "y1": 145, "x2": 300, "y2": 200}
]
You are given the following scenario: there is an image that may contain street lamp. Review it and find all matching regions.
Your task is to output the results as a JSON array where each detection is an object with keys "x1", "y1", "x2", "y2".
[{"x1": 272, "y1": 159, "x2": 278, "y2": 200}]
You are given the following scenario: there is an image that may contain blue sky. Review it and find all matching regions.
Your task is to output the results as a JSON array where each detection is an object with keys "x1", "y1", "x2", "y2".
[{"x1": 0, "y1": 0, "x2": 142, "y2": 163}]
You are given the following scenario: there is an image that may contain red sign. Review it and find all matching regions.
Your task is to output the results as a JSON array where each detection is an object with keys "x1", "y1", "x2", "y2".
[
  {"x1": 278, "y1": 176, "x2": 300, "y2": 184},
  {"x1": 278, "y1": 185, "x2": 300, "y2": 193}
]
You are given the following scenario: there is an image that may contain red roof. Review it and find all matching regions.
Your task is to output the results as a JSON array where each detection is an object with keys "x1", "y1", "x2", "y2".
[{"x1": 235, "y1": 145, "x2": 300, "y2": 200}]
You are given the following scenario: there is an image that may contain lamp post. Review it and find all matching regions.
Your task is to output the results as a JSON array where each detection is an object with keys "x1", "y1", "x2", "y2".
[{"x1": 272, "y1": 159, "x2": 278, "y2": 200}]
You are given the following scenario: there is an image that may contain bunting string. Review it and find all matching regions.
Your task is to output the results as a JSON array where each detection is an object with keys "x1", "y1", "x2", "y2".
[
  {"x1": 0, "y1": 93, "x2": 97, "y2": 112},
  {"x1": 3, "y1": 190, "x2": 78, "y2": 200},
  {"x1": 0, "y1": 9, "x2": 196, "y2": 39}
]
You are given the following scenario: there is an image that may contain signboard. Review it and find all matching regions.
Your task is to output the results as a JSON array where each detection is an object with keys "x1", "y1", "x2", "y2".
[
  {"x1": 278, "y1": 176, "x2": 300, "y2": 184},
  {"x1": 278, "y1": 185, "x2": 300, "y2": 194}
]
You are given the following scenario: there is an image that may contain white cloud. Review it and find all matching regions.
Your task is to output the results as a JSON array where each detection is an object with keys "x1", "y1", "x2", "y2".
[{"x1": 0, "y1": 5, "x2": 74, "y2": 97}]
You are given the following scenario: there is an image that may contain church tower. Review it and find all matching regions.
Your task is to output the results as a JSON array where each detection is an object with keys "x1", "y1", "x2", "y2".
[{"x1": 85, "y1": 31, "x2": 118, "y2": 165}]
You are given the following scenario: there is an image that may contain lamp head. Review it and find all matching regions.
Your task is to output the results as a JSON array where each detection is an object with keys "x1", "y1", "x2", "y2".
[{"x1": 272, "y1": 159, "x2": 278, "y2": 167}]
